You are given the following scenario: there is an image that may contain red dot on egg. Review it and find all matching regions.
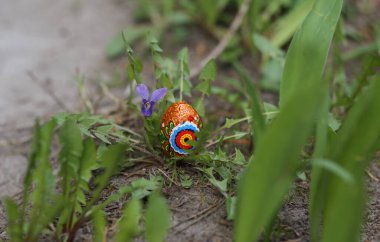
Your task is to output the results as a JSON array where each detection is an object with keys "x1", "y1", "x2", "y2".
[{"x1": 188, "y1": 116, "x2": 194, "y2": 122}]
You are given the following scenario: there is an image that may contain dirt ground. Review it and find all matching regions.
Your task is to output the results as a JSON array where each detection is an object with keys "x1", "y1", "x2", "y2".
[
  {"x1": 1, "y1": 0, "x2": 380, "y2": 241},
  {"x1": 0, "y1": 0, "x2": 135, "y2": 198}
]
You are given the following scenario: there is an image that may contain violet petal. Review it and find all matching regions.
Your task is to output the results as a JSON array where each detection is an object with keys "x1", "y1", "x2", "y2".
[
  {"x1": 136, "y1": 84, "x2": 149, "y2": 100},
  {"x1": 141, "y1": 100, "x2": 155, "y2": 117},
  {"x1": 150, "y1": 88, "x2": 167, "y2": 102}
]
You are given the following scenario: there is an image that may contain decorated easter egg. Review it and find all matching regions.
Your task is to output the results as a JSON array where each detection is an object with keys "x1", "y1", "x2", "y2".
[{"x1": 160, "y1": 101, "x2": 203, "y2": 157}]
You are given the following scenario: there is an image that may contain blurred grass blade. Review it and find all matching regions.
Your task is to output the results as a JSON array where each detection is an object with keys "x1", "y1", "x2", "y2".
[
  {"x1": 92, "y1": 209, "x2": 107, "y2": 242},
  {"x1": 145, "y1": 192, "x2": 171, "y2": 242},
  {"x1": 269, "y1": 0, "x2": 315, "y2": 47},
  {"x1": 233, "y1": 62, "x2": 266, "y2": 144},
  {"x1": 114, "y1": 199, "x2": 142, "y2": 242},
  {"x1": 86, "y1": 143, "x2": 127, "y2": 208},
  {"x1": 279, "y1": 0, "x2": 343, "y2": 107},
  {"x1": 235, "y1": 0, "x2": 343, "y2": 240},
  {"x1": 4, "y1": 198, "x2": 22, "y2": 242},
  {"x1": 106, "y1": 28, "x2": 150, "y2": 59},
  {"x1": 313, "y1": 159, "x2": 354, "y2": 183},
  {"x1": 234, "y1": 82, "x2": 323, "y2": 242},
  {"x1": 309, "y1": 92, "x2": 330, "y2": 242},
  {"x1": 27, "y1": 119, "x2": 57, "y2": 240},
  {"x1": 321, "y1": 77, "x2": 380, "y2": 242}
]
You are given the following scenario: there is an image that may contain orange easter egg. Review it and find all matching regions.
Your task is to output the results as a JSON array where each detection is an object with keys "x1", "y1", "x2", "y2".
[{"x1": 160, "y1": 101, "x2": 203, "y2": 157}]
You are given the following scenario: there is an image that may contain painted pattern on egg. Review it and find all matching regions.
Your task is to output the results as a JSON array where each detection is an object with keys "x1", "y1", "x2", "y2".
[{"x1": 160, "y1": 101, "x2": 203, "y2": 157}]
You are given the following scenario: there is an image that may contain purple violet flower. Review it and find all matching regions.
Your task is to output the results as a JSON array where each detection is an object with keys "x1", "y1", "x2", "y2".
[{"x1": 136, "y1": 84, "x2": 167, "y2": 117}]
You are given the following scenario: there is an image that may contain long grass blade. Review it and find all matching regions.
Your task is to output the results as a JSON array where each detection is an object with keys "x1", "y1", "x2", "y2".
[
  {"x1": 234, "y1": 81, "x2": 323, "y2": 242},
  {"x1": 279, "y1": 0, "x2": 343, "y2": 107},
  {"x1": 233, "y1": 62, "x2": 266, "y2": 144},
  {"x1": 235, "y1": 0, "x2": 343, "y2": 240},
  {"x1": 321, "y1": 76, "x2": 380, "y2": 242},
  {"x1": 309, "y1": 91, "x2": 329, "y2": 242}
]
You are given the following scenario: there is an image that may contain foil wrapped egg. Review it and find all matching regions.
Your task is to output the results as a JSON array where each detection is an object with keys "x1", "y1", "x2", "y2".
[{"x1": 160, "y1": 101, "x2": 203, "y2": 157}]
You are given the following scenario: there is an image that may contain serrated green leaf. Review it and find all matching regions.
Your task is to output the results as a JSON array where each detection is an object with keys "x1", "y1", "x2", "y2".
[
  {"x1": 131, "y1": 177, "x2": 160, "y2": 199},
  {"x1": 209, "y1": 177, "x2": 228, "y2": 194},
  {"x1": 27, "y1": 119, "x2": 57, "y2": 240},
  {"x1": 87, "y1": 144, "x2": 127, "y2": 207},
  {"x1": 114, "y1": 199, "x2": 142, "y2": 242},
  {"x1": 179, "y1": 174, "x2": 193, "y2": 188},
  {"x1": 327, "y1": 113, "x2": 341, "y2": 132},
  {"x1": 59, "y1": 120, "x2": 83, "y2": 195},
  {"x1": 145, "y1": 192, "x2": 171, "y2": 242},
  {"x1": 199, "y1": 59, "x2": 217, "y2": 81},
  {"x1": 79, "y1": 139, "x2": 97, "y2": 182},
  {"x1": 4, "y1": 198, "x2": 22, "y2": 242},
  {"x1": 195, "y1": 80, "x2": 210, "y2": 95},
  {"x1": 233, "y1": 149, "x2": 246, "y2": 165},
  {"x1": 222, "y1": 117, "x2": 248, "y2": 129},
  {"x1": 54, "y1": 112, "x2": 69, "y2": 126}
]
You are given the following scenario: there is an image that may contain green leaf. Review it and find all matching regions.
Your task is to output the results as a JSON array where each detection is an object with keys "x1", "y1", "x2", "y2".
[
  {"x1": 209, "y1": 177, "x2": 228, "y2": 194},
  {"x1": 27, "y1": 119, "x2": 57, "y2": 240},
  {"x1": 199, "y1": 59, "x2": 217, "y2": 81},
  {"x1": 145, "y1": 192, "x2": 171, "y2": 242},
  {"x1": 233, "y1": 62, "x2": 266, "y2": 144},
  {"x1": 226, "y1": 196, "x2": 237, "y2": 220},
  {"x1": 59, "y1": 120, "x2": 83, "y2": 196},
  {"x1": 177, "y1": 48, "x2": 191, "y2": 99},
  {"x1": 179, "y1": 174, "x2": 193, "y2": 188},
  {"x1": 193, "y1": 99, "x2": 205, "y2": 117},
  {"x1": 222, "y1": 117, "x2": 249, "y2": 129},
  {"x1": 92, "y1": 209, "x2": 107, "y2": 242},
  {"x1": 87, "y1": 144, "x2": 128, "y2": 207},
  {"x1": 106, "y1": 28, "x2": 149, "y2": 59},
  {"x1": 327, "y1": 113, "x2": 341, "y2": 132},
  {"x1": 233, "y1": 149, "x2": 246, "y2": 165},
  {"x1": 260, "y1": 58, "x2": 284, "y2": 92},
  {"x1": 270, "y1": 0, "x2": 315, "y2": 47},
  {"x1": 195, "y1": 81, "x2": 210, "y2": 96},
  {"x1": 235, "y1": 0, "x2": 343, "y2": 239},
  {"x1": 312, "y1": 159, "x2": 353, "y2": 183},
  {"x1": 4, "y1": 198, "x2": 22, "y2": 242},
  {"x1": 79, "y1": 138, "x2": 98, "y2": 183},
  {"x1": 253, "y1": 33, "x2": 284, "y2": 58},
  {"x1": 131, "y1": 177, "x2": 161, "y2": 199},
  {"x1": 321, "y1": 77, "x2": 380, "y2": 242},
  {"x1": 279, "y1": 0, "x2": 343, "y2": 107},
  {"x1": 309, "y1": 91, "x2": 330, "y2": 242},
  {"x1": 234, "y1": 82, "x2": 324, "y2": 242},
  {"x1": 114, "y1": 199, "x2": 142, "y2": 242}
]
